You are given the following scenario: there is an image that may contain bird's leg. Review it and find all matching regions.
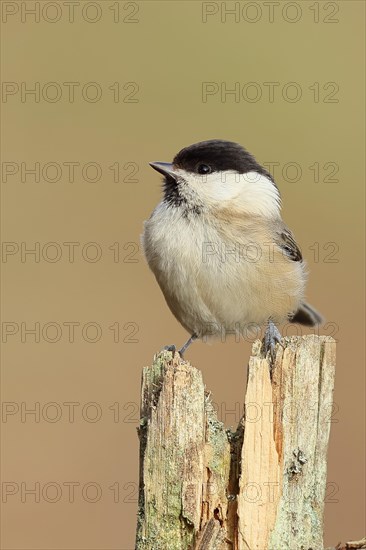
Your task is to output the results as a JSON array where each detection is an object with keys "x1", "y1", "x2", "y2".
[
  {"x1": 178, "y1": 334, "x2": 198, "y2": 358},
  {"x1": 262, "y1": 319, "x2": 283, "y2": 365}
]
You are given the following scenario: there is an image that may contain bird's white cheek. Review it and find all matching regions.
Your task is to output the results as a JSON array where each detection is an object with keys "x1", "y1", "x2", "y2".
[
  {"x1": 199, "y1": 171, "x2": 281, "y2": 218},
  {"x1": 175, "y1": 170, "x2": 281, "y2": 218},
  {"x1": 193, "y1": 172, "x2": 242, "y2": 203}
]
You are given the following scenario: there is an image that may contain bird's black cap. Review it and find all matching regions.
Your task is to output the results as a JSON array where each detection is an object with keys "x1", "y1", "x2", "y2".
[{"x1": 173, "y1": 139, "x2": 274, "y2": 181}]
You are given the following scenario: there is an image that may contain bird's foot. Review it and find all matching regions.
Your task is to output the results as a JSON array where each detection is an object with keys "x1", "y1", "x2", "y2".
[
  {"x1": 162, "y1": 343, "x2": 187, "y2": 360},
  {"x1": 262, "y1": 320, "x2": 283, "y2": 366},
  {"x1": 163, "y1": 334, "x2": 198, "y2": 359}
]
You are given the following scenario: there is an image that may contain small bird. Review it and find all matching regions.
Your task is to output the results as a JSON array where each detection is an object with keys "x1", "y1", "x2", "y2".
[{"x1": 142, "y1": 140, "x2": 322, "y2": 361}]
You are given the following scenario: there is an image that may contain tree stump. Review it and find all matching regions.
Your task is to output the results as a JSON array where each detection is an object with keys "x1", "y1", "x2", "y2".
[{"x1": 136, "y1": 335, "x2": 336, "y2": 550}]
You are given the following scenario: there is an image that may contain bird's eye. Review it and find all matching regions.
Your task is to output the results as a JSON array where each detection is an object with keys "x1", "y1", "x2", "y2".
[{"x1": 197, "y1": 164, "x2": 212, "y2": 175}]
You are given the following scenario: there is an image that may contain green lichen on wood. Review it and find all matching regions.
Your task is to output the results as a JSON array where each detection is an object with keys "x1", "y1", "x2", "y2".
[
  {"x1": 136, "y1": 351, "x2": 205, "y2": 548},
  {"x1": 206, "y1": 397, "x2": 230, "y2": 469}
]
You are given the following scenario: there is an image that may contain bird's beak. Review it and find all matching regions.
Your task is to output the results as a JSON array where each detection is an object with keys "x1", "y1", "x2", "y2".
[{"x1": 149, "y1": 162, "x2": 178, "y2": 180}]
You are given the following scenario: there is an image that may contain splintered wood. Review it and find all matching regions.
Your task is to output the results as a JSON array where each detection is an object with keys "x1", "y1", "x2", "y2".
[{"x1": 136, "y1": 336, "x2": 336, "y2": 550}]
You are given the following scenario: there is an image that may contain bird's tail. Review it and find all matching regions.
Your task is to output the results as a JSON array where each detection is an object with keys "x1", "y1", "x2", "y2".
[{"x1": 290, "y1": 302, "x2": 323, "y2": 327}]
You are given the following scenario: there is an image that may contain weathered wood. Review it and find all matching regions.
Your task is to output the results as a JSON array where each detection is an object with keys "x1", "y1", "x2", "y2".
[
  {"x1": 237, "y1": 336, "x2": 336, "y2": 549},
  {"x1": 136, "y1": 335, "x2": 336, "y2": 550},
  {"x1": 136, "y1": 350, "x2": 231, "y2": 549}
]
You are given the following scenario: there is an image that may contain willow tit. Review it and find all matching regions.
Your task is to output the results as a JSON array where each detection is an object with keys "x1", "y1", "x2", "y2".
[{"x1": 142, "y1": 140, "x2": 322, "y2": 360}]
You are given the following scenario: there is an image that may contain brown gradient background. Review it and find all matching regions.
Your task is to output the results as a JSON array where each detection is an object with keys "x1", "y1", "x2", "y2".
[{"x1": 1, "y1": 1, "x2": 365, "y2": 548}]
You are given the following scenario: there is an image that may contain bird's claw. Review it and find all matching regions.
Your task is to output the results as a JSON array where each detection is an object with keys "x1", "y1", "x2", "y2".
[
  {"x1": 163, "y1": 344, "x2": 187, "y2": 359},
  {"x1": 163, "y1": 344, "x2": 176, "y2": 354}
]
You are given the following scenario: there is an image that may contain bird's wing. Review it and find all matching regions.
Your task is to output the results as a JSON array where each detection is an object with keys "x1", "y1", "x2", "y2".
[{"x1": 274, "y1": 223, "x2": 303, "y2": 262}]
